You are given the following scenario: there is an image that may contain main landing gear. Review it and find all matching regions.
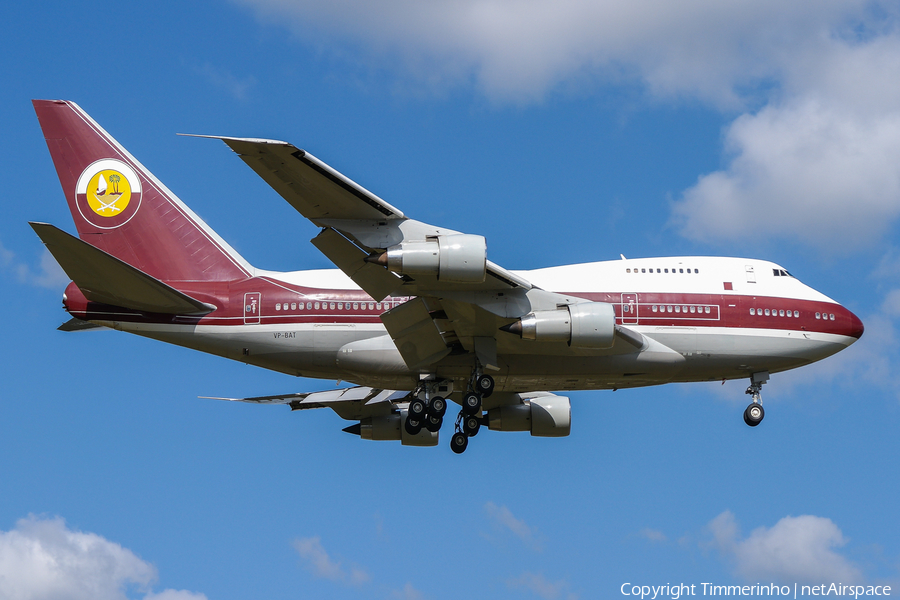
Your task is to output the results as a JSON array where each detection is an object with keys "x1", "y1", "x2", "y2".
[
  {"x1": 450, "y1": 371, "x2": 494, "y2": 454},
  {"x1": 404, "y1": 380, "x2": 449, "y2": 436},
  {"x1": 743, "y1": 371, "x2": 769, "y2": 427}
]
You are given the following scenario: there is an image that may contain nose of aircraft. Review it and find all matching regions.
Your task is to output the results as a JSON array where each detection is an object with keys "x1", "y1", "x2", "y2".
[{"x1": 845, "y1": 307, "x2": 865, "y2": 340}]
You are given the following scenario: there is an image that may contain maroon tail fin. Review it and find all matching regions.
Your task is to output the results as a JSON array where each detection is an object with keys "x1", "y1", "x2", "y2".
[{"x1": 33, "y1": 100, "x2": 252, "y2": 283}]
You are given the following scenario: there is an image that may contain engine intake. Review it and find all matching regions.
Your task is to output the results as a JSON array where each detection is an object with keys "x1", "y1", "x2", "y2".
[
  {"x1": 487, "y1": 394, "x2": 571, "y2": 437},
  {"x1": 502, "y1": 302, "x2": 616, "y2": 349},
  {"x1": 375, "y1": 234, "x2": 487, "y2": 283}
]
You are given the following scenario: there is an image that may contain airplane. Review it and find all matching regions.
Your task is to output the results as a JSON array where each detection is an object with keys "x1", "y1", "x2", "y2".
[{"x1": 29, "y1": 99, "x2": 865, "y2": 454}]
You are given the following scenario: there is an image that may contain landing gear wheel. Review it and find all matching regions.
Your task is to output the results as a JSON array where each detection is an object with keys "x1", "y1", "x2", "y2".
[
  {"x1": 428, "y1": 396, "x2": 447, "y2": 418},
  {"x1": 743, "y1": 403, "x2": 765, "y2": 427},
  {"x1": 462, "y1": 392, "x2": 482, "y2": 416},
  {"x1": 475, "y1": 374, "x2": 495, "y2": 398},
  {"x1": 450, "y1": 431, "x2": 468, "y2": 454},
  {"x1": 405, "y1": 416, "x2": 423, "y2": 435},
  {"x1": 409, "y1": 398, "x2": 427, "y2": 421},
  {"x1": 463, "y1": 415, "x2": 481, "y2": 437},
  {"x1": 424, "y1": 414, "x2": 443, "y2": 432}
]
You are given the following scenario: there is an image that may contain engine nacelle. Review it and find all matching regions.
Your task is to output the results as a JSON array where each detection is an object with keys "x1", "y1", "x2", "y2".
[
  {"x1": 487, "y1": 395, "x2": 571, "y2": 437},
  {"x1": 383, "y1": 234, "x2": 486, "y2": 283},
  {"x1": 513, "y1": 302, "x2": 616, "y2": 349},
  {"x1": 358, "y1": 411, "x2": 438, "y2": 446}
]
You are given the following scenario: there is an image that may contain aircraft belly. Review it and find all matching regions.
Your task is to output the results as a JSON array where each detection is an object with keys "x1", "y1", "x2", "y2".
[{"x1": 111, "y1": 321, "x2": 391, "y2": 379}]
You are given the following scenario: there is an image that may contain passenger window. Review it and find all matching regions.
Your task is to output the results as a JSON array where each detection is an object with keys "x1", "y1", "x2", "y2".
[
  {"x1": 793, "y1": 310, "x2": 798, "y2": 317},
  {"x1": 764, "y1": 309, "x2": 770, "y2": 316},
  {"x1": 830, "y1": 313, "x2": 835, "y2": 320},
  {"x1": 665, "y1": 269, "x2": 669, "y2": 273},
  {"x1": 330, "y1": 303, "x2": 336, "y2": 310},
  {"x1": 690, "y1": 306, "x2": 696, "y2": 313},
  {"x1": 750, "y1": 308, "x2": 755, "y2": 315},
  {"x1": 314, "y1": 302, "x2": 320, "y2": 309},
  {"x1": 778, "y1": 310, "x2": 784, "y2": 317},
  {"x1": 667, "y1": 306, "x2": 673, "y2": 313},
  {"x1": 353, "y1": 302, "x2": 359, "y2": 310},
  {"x1": 704, "y1": 306, "x2": 710, "y2": 313},
  {"x1": 652, "y1": 305, "x2": 658, "y2": 312},
  {"x1": 815, "y1": 312, "x2": 820, "y2": 319},
  {"x1": 275, "y1": 303, "x2": 281, "y2": 311},
  {"x1": 679, "y1": 269, "x2": 684, "y2": 273}
]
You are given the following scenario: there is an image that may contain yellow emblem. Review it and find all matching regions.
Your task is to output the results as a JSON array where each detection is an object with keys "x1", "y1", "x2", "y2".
[{"x1": 87, "y1": 169, "x2": 131, "y2": 217}]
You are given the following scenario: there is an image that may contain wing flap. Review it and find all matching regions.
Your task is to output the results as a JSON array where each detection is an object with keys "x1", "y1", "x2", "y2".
[
  {"x1": 30, "y1": 222, "x2": 215, "y2": 315},
  {"x1": 380, "y1": 298, "x2": 452, "y2": 369}
]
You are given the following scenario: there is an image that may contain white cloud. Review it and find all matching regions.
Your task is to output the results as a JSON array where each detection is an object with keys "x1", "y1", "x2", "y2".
[
  {"x1": 237, "y1": 1, "x2": 900, "y2": 253},
  {"x1": 391, "y1": 582, "x2": 426, "y2": 600},
  {"x1": 0, "y1": 238, "x2": 68, "y2": 289},
  {"x1": 484, "y1": 501, "x2": 540, "y2": 550},
  {"x1": 638, "y1": 528, "x2": 667, "y2": 543},
  {"x1": 235, "y1": 0, "x2": 872, "y2": 106},
  {"x1": 508, "y1": 572, "x2": 578, "y2": 600},
  {"x1": 708, "y1": 511, "x2": 862, "y2": 584},
  {"x1": 292, "y1": 536, "x2": 369, "y2": 585},
  {"x1": 195, "y1": 63, "x2": 257, "y2": 101},
  {"x1": 143, "y1": 591, "x2": 209, "y2": 600},
  {"x1": 673, "y1": 98, "x2": 900, "y2": 253},
  {"x1": 0, "y1": 515, "x2": 206, "y2": 600}
]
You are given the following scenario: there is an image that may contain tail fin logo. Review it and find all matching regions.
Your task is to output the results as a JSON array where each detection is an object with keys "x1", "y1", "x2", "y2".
[{"x1": 75, "y1": 159, "x2": 142, "y2": 229}]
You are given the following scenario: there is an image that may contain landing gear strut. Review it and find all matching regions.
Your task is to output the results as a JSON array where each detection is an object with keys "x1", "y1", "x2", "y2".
[
  {"x1": 449, "y1": 370, "x2": 494, "y2": 454},
  {"x1": 743, "y1": 371, "x2": 769, "y2": 427}
]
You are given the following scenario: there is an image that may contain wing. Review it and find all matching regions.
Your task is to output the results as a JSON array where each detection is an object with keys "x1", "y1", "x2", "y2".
[
  {"x1": 201, "y1": 386, "x2": 407, "y2": 421},
  {"x1": 206, "y1": 137, "x2": 650, "y2": 371}
]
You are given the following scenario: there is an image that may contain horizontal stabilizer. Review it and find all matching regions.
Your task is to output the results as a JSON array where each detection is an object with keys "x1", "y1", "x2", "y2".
[
  {"x1": 30, "y1": 222, "x2": 216, "y2": 315},
  {"x1": 58, "y1": 317, "x2": 105, "y2": 332}
]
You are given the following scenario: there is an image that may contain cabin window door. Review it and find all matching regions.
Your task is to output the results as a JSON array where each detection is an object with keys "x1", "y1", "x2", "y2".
[
  {"x1": 621, "y1": 293, "x2": 638, "y2": 324},
  {"x1": 244, "y1": 292, "x2": 261, "y2": 324}
]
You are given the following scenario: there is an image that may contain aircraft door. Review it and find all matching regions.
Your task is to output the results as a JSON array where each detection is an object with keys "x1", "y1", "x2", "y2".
[
  {"x1": 244, "y1": 292, "x2": 261, "y2": 324},
  {"x1": 621, "y1": 293, "x2": 638, "y2": 324},
  {"x1": 745, "y1": 265, "x2": 756, "y2": 283}
]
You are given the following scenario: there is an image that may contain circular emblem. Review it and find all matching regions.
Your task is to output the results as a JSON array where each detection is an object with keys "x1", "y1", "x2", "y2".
[{"x1": 75, "y1": 159, "x2": 142, "y2": 229}]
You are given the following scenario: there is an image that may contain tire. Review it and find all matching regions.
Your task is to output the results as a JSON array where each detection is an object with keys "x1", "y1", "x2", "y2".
[
  {"x1": 463, "y1": 415, "x2": 481, "y2": 437},
  {"x1": 405, "y1": 416, "x2": 422, "y2": 435},
  {"x1": 463, "y1": 392, "x2": 482, "y2": 416},
  {"x1": 429, "y1": 396, "x2": 447, "y2": 418},
  {"x1": 425, "y1": 415, "x2": 442, "y2": 432},
  {"x1": 743, "y1": 403, "x2": 765, "y2": 427},
  {"x1": 409, "y1": 398, "x2": 427, "y2": 421},
  {"x1": 476, "y1": 374, "x2": 495, "y2": 398},
  {"x1": 450, "y1": 432, "x2": 468, "y2": 454}
]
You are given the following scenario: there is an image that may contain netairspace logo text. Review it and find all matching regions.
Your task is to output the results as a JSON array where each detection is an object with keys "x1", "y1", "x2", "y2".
[{"x1": 620, "y1": 582, "x2": 892, "y2": 599}]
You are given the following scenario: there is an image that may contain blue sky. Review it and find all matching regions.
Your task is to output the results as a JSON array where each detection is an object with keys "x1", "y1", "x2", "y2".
[{"x1": 2, "y1": 2, "x2": 900, "y2": 599}]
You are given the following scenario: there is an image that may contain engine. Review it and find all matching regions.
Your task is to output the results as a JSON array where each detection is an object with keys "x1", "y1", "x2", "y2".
[
  {"x1": 379, "y1": 234, "x2": 486, "y2": 283},
  {"x1": 503, "y1": 302, "x2": 616, "y2": 349},
  {"x1": 487, "y1": 394, "x2": 571, "y2": 437},
  {"x1": 355, "y1": 410, "x2": 439, "y2": 446}
]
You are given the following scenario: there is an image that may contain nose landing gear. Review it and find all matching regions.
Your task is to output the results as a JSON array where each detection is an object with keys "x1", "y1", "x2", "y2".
[{"x1": 743, "y1": 371, "x2": 769, "y2": 427}]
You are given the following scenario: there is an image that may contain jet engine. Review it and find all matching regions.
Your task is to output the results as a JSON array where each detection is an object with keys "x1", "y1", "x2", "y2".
[
  {"x1": 502, "y1": 302, "x2": 616, "y2": 349},
  {"x1": 486, "y1": 394, "x2": 571, "y2": 437},
  {"x1": 352, "y1": 410, "x2": 439, "y2": 446},
  {"x1": 373, "y1": 234, "x2": 486, "y2": 283}
]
